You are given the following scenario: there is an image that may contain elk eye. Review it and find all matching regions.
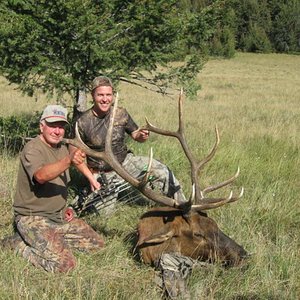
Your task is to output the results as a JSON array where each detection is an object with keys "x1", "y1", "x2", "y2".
[{"x1": 194, "y1": 233, "x2": 205, "y2": 238}]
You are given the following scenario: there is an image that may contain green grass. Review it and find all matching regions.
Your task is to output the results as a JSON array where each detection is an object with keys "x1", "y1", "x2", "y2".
[{"x1": 0, "y1": 52, "x2": 299, "y2": 299}]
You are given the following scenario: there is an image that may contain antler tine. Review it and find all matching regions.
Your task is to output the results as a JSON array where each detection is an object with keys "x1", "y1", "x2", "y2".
[
  {"x1": 192, "y1": 191, "x2": 233, "y2": 211},
  {"x1": 143, "y1": 89, "x2": 195, "y2": 163},
  {"x1": 202, "y1": 167, "x2": 240, "y2": 195},
  {"x1": 144, "y1": 117, "x2": 179, "y2": 138},
  {"x1": 189, "y1": 184, "x2": 196, "y2": 203},
  {"x1": 192, "y1": 187, "x2": 244, "y2": 211},
  {"x1": 143, "y1": 88, "x2": 184, "y2": 139},
  {"x1": 178, "y1": 88, "x2": 184, "y2": 133},
  {"x1": 239, "y1": 187, "x2": 244, "y2": 198},
  {"x1": 197, "y1": 126, "x2": 220, "y2": 171},
  {"x1": 231, "y1": 187, "x2": 244, "y2": 201}
]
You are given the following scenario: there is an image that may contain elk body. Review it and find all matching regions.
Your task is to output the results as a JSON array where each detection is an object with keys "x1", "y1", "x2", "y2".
[{"x1": 64, "y1": 90, "x2": 248, "y2": 268}]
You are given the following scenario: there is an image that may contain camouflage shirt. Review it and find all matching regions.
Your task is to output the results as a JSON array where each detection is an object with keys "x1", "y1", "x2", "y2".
[{"x1": 76, "y1": 106, "x2": 138, "y2": 171}]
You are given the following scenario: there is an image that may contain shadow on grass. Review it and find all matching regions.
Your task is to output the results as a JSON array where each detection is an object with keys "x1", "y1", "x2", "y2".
[{"x1": 123, "y1": 230, "x2": 141, "y2": 264}]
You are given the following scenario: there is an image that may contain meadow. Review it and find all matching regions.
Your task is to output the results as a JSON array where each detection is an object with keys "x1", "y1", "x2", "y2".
[{"x1": 0, "y1": 52, "x2": 299, "y2": 299}]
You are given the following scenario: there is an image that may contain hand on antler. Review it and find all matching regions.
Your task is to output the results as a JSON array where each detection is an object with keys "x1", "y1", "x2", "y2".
[
  {"x1": 70, "y1": 148, "x2": 86, "y2": 166},
  {"x1": 131, "y1": 129, "x2": 150, "y2": 143}
]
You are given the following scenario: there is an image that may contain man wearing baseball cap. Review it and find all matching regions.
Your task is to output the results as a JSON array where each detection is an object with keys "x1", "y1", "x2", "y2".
[
  {"x1": 71, "y1": 76, "x2": 187, "y2": 215},
  {"x1": 0, "y1": 105, "x2": 104, "y2": 272}
]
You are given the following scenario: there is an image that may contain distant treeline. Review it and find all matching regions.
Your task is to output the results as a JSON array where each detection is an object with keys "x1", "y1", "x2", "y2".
[{"x1": 179, "y1": 0, "x2": 300, "y2": 57}]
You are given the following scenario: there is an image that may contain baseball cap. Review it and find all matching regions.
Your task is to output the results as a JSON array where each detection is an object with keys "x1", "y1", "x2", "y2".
[
  {"x1": 40, "y1": 105, "x2": 69, "y2": 124},
  {"x1": 91, "y1": 76, "x2": 113, "y2": 91}
]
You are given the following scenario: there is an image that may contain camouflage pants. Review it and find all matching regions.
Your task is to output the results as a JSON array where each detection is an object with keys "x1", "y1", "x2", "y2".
[
  {"x1": 155, "y1": 253, "x2": 196, "y2": 300},
  {"x1": 14, "y1": 216, "x2": 104, "y2": 273},
  {"x1": 96, "y1": 153, "x2": 187, "y2": 204}
]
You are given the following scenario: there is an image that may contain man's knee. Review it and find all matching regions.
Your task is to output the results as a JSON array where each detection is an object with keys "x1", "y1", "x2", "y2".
[
  {"x1": 68, "y1": 218, "x2": 105, "y2": 251},
  {"x1": 56, "y1": 254, "x2": 76, "y2": 273}
]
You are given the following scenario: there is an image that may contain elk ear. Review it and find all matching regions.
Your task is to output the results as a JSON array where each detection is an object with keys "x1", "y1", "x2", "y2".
[{"x1": 138, "y1": 230, "x2": 175, "y2": 246}]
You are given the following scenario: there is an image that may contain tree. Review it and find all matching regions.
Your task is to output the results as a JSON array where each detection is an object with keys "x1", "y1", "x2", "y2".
[
  {"x1": 180, "y1": 1, "x2": 238, "y2": 58},
  {"x1": 268, "y1": 0, "x2": 300, "y2": 53},
  {"x1": 0, "y1": 0, "x2": 205, "y2": 118},
  {"x1": 229, "y1": 0, "x2": 272, "y2": 52}
]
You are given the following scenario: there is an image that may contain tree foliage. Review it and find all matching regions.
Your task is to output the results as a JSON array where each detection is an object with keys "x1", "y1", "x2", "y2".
[
  {"x1": 223, "y1": 0, "x2": 300, "y2": 53},
  {"x1": 0, "y1": 113, "x2": 40, "y2": 153},
  {"x1": 181, "y1": 0, "x2": 300, "y2": 54},
  {"x1": 0, "y1": 0, "x2": 298, "y2": 112},
  {"x1": 268, "y1": 0, "x2": 300, "y2": 53},
  {"x1": 0, "y1": 0, "x2": 206, "y2": 108}
]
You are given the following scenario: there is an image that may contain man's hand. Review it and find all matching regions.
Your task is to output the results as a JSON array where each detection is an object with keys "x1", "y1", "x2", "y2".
[
  {"x1": 69, "y1": 146, "x2": 102, "y2": 191},
  {"x1": 90, "y1": 177, "x2": 101, "y2": 191},
  {"x1": 131, "y1": 129, "x2": 150, "y2": 143},
  {"x1": 64, "y1": 207, "x2": 75, "y2": 222},
  {"x1": 70, "y1": 149, "x2": 86, "y2": 166}
]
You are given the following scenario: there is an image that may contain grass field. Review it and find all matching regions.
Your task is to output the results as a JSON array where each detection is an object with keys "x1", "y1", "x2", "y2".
[{"x1": 0, "y1": 52, "x2": 299, "y2": 299}]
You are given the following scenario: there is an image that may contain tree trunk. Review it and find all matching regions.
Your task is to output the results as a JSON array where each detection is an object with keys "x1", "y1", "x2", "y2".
[{"x1": 72, "y1": 87, "x2": 87, "y2": 123}]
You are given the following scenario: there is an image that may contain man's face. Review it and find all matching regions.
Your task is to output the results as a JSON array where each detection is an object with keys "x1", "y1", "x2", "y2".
[
  {"x1": 40, "y1": 121, "x2": 66, "y2": 147},
  {"x1": 92, "y1": 85, "x2": 113, "y2": 115}
]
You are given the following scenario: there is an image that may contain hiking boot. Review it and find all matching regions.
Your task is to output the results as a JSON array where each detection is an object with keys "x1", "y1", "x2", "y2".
[{"x1": 0, "y1": 233, "x2": 23, "y2": 251}]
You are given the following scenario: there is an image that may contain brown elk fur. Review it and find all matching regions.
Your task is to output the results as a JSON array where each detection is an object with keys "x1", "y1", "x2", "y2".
[{"x1": 137, "y1": 207, "x2": 248, "y2": 266}]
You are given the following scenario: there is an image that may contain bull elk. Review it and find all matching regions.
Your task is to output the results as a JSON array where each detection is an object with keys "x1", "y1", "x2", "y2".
[{"x1": 63, "y1": 90, "x2": 248, "y2": 269}]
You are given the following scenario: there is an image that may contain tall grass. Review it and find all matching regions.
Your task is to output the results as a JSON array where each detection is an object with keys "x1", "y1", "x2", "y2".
[{"x1": 0, "y1": 52, "x2": 299, "y2": 299}]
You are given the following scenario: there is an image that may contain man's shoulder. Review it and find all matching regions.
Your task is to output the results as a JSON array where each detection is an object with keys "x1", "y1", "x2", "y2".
[
  {"x1": 20, "y1": 136, "x2": 44, "y2": 162},
  {"x1": 76, "y1": 108, "x2": 94, "y2": 129},
  {"x1": 23, "y1": 136, "x2": 43, "y2": 151},
  {"x1": 77, "y1": 108, "x2": 94, "y2": 121},
  {"x1": 23, "y1": 136, "x2": 67, "y2": 154},
  {"x1": 115, "y1": 106, "x2": 129, "y2": 117}
]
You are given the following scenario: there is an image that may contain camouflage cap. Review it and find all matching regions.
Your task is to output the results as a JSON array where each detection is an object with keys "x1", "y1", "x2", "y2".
[
  {"x1": 91, "y1": 76, "x2": 113, "y2": 91},
  {"x1": 40, "y1": 105, "x2": 69, "y2": 124}
]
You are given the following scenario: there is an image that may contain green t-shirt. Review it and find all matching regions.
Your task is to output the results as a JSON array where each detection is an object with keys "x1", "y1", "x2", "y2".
[{"x1": 13, "y1": 136, "x2": 70, "y2": 223}]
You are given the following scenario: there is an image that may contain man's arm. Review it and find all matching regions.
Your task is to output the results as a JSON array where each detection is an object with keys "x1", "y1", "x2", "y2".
[
  {"x1": 69, "y1": 145, "x2": 101, "y2": 191},
  {"x1": 34, "y1": 148, "x2": 86, "y2": 184}
]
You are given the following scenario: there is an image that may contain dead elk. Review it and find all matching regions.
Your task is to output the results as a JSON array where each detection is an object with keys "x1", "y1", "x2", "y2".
[{"x1": 63, "y1": 90, "x2": 249, "y2": 296}]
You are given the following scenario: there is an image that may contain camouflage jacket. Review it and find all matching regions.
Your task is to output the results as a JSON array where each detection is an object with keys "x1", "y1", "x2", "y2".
[{"x1": 77, "y1": 106, "x2": 138, "y2": 171}]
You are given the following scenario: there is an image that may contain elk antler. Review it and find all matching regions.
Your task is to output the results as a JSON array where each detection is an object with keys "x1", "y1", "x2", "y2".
[
  {"x1": 63, "y1": 90, "x2": 243, "y2": 212},
  {"x1": 63, "y1": 93, "x2": 183, "y2": 209},
  {"x1": 140, "y1": 88, "x2": 244, "y2": 211}
]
